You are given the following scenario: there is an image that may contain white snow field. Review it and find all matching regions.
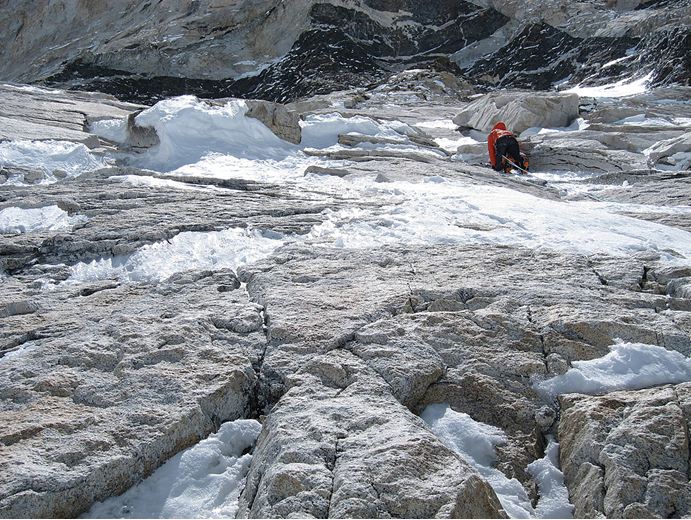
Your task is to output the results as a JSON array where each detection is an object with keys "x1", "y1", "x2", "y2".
[
  {"x1": 535, "y1": 342, "x2": 691, "y2": 398},
  {"x1": 0, "y1": 205, "x2": 87, "y2": 234},
  {"x1": 0, "y1": 140, "x2": 106, "y2": 184},
  {"x1": 421, "y1": 403, "x2": 573, "y2": 519},
  {"x1": 84, "y1": 419, "x2": 262, "y2": 519},
  {"x1": 67, "y1": 227, "x2": 286, "y2": 284}
]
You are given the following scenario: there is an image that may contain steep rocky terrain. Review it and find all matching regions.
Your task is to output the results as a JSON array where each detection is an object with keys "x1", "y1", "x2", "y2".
[
  {"x1": 0, "y1": 1, "x2": 690, "y2": 518},
  {"x1": 0, "y1": 0, "x2": 688, "y2": 103},
  {"x1": 0, "y1": 75, "x2": 690, "y2": 518}
]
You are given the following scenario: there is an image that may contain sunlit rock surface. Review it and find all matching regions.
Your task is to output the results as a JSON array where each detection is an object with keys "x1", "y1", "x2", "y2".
[{"x1": 1, "y1": 80, "x2": 690, "y2": 518}]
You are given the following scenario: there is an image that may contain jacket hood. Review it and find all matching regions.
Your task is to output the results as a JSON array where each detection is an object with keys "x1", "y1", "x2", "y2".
[{"x1": 493, "y1": 122, "x2": 507, "y2": 131}]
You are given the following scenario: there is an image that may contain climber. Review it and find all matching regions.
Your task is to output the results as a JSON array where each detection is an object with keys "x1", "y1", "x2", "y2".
[{"x1": 487, "y1": 121, "x2": 527, "y2": 173}]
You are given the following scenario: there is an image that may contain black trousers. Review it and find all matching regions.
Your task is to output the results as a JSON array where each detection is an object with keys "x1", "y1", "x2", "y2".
[{"x1": 494, "y1": 135, "x2": 522, "y2": 171}]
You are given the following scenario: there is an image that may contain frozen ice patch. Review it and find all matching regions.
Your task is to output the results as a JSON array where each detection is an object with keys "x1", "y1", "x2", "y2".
[
  {"x1": 421, "y1": 403, "x2": 535, "y2": 518},
  {"x1": 304, "y1": 181, "x2": 691, "y2": 260},
  {"x1": 0, "y1": 140, "x2": 106, "y2": 184},
  {"x1": 67, "y1": 227, "x2": 286, "y2": 284},
  {"x1": 535, "y1": 342, "x2": 691, "y2": 398},
  {"x1": 0, "y1": 205, "x2": 87, "y2": 235},
  {"x1": 526, "y1": 438, "x2": 574, "y2": 519},
  {"x1": 84, "y1": 419, "x2": 262, "y2": 519}
]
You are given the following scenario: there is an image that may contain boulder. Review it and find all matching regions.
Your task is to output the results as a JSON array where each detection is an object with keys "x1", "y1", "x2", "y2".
[
  {"x1": 453, "y1": 91, "x2": 580, "y2": 133},
  {"x1": 245, "y1": 100, "x2": 302, "y2": 145},
  {"x1": 559, "y1": 384, "x2": 691, "y2": 518},
  {"x1": 646, "y1": 132, "x2": 691, "y2": 167}
]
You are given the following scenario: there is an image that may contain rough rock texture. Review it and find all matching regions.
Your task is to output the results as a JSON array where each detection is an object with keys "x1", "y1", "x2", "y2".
[
  {"x1": 237, "y1": 349, "x2": 503, "y2": 518},
  {"x1": 244, "y1": 100, "x2": 302, "y2": 145},
  {"x1": 1, "y1": 0, "x2": 688, "y2": 103},
  {"x1": 0, "y1": 271, "x2": 259, "y2": 517},
  {"x1": 0, "y1": 84, "x2": 142, "y2": 147},
  {"x1": 452, "y1": 91, "x2": 580, "y2": 133},
  {"x1": 1, "y1": 84, "x2": 691, "y2": 518},
  {"x1": 559, "y1": 384, "x2": 691, "y2": 518}
]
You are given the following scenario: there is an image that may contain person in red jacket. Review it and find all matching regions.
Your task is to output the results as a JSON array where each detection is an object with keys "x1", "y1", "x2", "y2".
[{"x1": 487, "y1": 122, "x2": 526, "y2": 172}]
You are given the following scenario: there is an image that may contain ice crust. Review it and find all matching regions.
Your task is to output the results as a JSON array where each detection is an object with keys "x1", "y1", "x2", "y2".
[
  {"x1": 535, "y1": 342, "x2": 691, "y2": 397},
  {"x1": 67, "y1": 227, "x2": 285, "y2": 284},
  {"x1": 84, "y1": 419, "x2": 262, "y2": 519},
  {"x1": 0, "y1": 205, "x2": 87, "y2": 234},
  {"x1": 421, "y1": 404, "x2": 573, "y2": 519}
]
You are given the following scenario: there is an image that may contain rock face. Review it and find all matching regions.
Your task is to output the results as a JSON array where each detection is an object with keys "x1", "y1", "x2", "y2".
[
  {"x1": 0, "y1": 271, "x2": 260, "y2": 517},
  {"x1": 0, "y1": 0, "x2": 688, "y2": 103},
  {"x1": 1, "y1": 83, "x2": 691, "y2": 519},
  {"x1": 236, "y1": 349, "x2": 503, "y2": 518},
  {"x1": 244, "y1": 100, "x2": 303, "y2": 145},
  {"x1": 0, "y1": 84, "x2": 142, "y2": 147},
  {"x1": 559, "y1": 384, "x2": 691, "y2": 518},
  {"x1": 452, "y1": 91, "x2": 580, "y2": 133}
]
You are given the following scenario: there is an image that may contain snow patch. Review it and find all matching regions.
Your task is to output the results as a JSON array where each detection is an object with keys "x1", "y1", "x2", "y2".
[
  {"x1": 421, "y1": 403, "x2": 535, "y2": 518},
  {"x1": 535, "y1": 342, "x2": 691, "y2": 398},
  {"x1": 0, "y1": 205, "x2": 87, "y2": 234},
  {"x1": 0, "y1": 140, "x2": 106, "y2": 184},
  {"x1": 133, "y1": 96, "x2": 295, "y2": 172},
  {"x1": 84, "y1": 419, "x2": 262, "y2": 519},
  {"x1": 91, "y1": 118, "x2": 128, "y2": 143},
  {"x1": 67, "y1": 227, "x2": 286, "y2": 284},
  {"x1": 526, "y1": 438, "x2": 574, "y2": 519},
  {"x1": 304, "y1": 181, "x2": 691, "y2": 260},
  {"x1": 564, "y1": 73, "x2": 653, "y2": 98},
  {"x1": 415, "y1": 119, "x2": 457, "y2": 130}
]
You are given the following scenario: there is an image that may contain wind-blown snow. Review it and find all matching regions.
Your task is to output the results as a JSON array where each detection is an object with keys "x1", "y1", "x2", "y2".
[
  {"x1": 67, "y1": 227, "x2": 286, "y2": 284},
  {"x1": 84, "y1": 419, "x2": 262, "y2": 519},
  {"x1": 0, "y1": 205, "x2": 87, "y2": 234},
  {"x1": 0, "y1": 140, "x2": 106, "y2": 184},
  {"x1": 535, "y1": 342, "x2": 691, "y2": 398},
  {"x1": 421, "y1": 403, "x2": 535, "y2": 518},
  {"x1": 526, "y1": 438, "x2": 574, "y2": 519},
  {"x1": 565, "y1": 73, "x2": 653, "y2": 98},
  {"x1": 131, "y1": 97, "x2": 415, "y2": 181}
]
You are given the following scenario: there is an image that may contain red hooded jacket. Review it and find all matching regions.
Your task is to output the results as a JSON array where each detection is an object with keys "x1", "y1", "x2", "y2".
[{"x1": 487, "y1": 122, "x2": 514, "y2": 168}]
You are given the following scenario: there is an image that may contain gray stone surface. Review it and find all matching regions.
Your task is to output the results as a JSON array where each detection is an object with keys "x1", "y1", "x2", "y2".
[
  {"x1": 1, "y1": 84, "x2": 690, "y2": 519},
  {"x1": 0, "y1": 84, "x2": 143, "y2": 148},
  {"x1": 559, "y1": 384, "x2": 691, "y2": 518},
  {"x1": 452, "y1": 91, "x2": 580, "y2": 133}
]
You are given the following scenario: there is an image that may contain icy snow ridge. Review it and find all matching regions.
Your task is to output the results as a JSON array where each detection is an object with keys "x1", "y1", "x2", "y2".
[
  {"x1": 0, "y1": 205, "x2": 87, "y2": 234},
  {"x1": 535, "y1": 342, "x2": 691, "y2": 398},
  {"x1": 67, "y1": 227, "x2": 286, "y2": 284},
  {"x1": 421, "y1": 404, "x2": 573, "y2": 519},
  {"x1": 84, "y1": 419, "x2": 262, "y2": 519}
]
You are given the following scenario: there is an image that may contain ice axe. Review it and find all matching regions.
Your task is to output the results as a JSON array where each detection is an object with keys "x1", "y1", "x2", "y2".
[{"x1": 501, "y1": 155, "x2": 529, "y2": 175}]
